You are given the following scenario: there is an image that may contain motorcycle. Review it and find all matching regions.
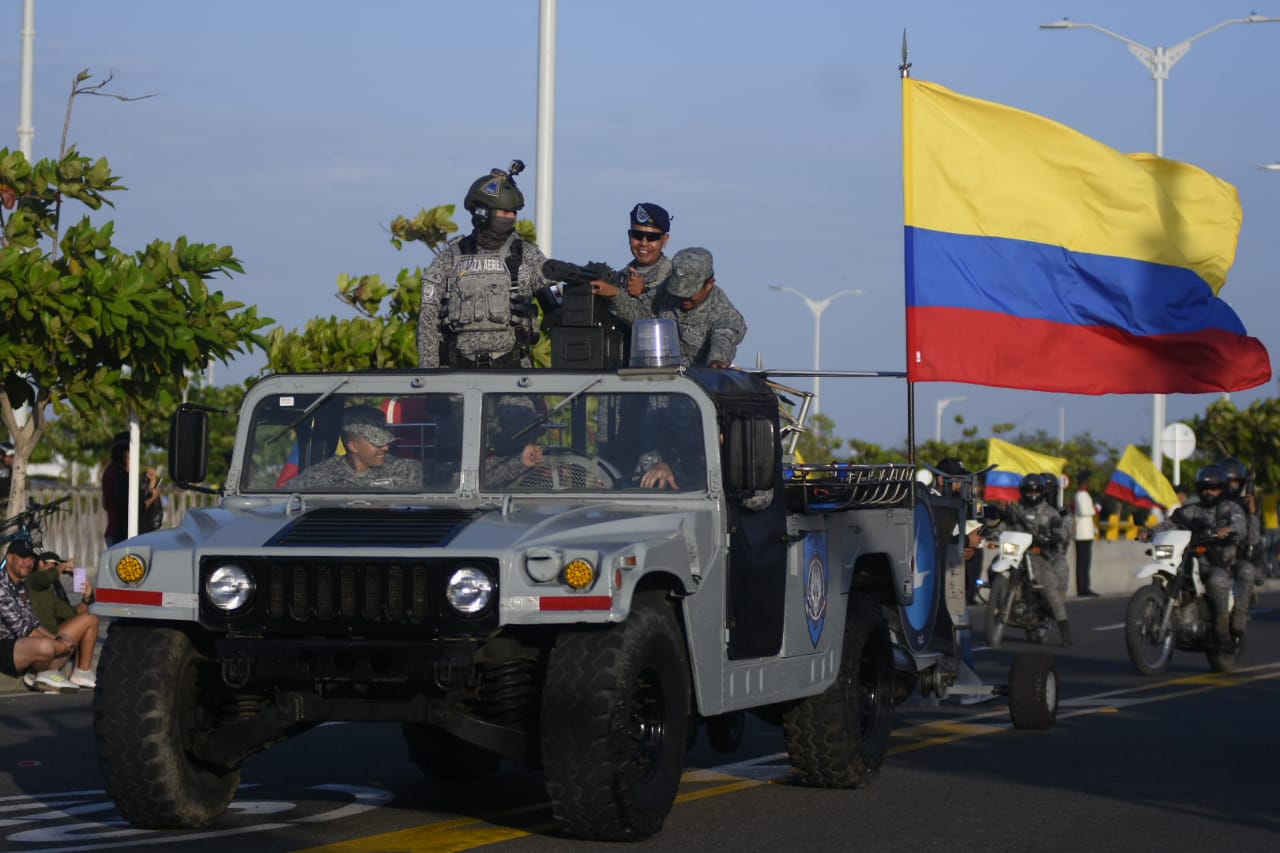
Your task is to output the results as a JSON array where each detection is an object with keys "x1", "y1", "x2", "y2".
[
  {"x1": 1125, "y1": 528, "x2": 1249, "y2": 675},
  {"x1": 984, "y1": 530, "x2": 1055, "y2": 648}
]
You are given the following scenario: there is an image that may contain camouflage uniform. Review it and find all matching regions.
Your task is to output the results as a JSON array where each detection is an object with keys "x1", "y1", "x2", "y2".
[
  {"x1": 1151, "y1": 500, "x2": 1248, "y2": 622},
  {"x1": 607, "y1": 247, "x2": 746, "y2": 367},
  {"x1": 290, "y1": 454, "x2": 423, "y2": 491},
  {"x1": 417, "y1": 234, "x2": 551, "y2": 369},
  {"x1": 1004, "y1": 501, "x2": 1070, "y2": 622},
  {"x1": 607, "y1": 254, "x2": 671, "y2": 319}
]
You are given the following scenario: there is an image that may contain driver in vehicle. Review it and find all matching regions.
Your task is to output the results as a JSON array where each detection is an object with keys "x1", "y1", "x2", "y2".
[{"x1": 290, "y1": 407, "x2": 423, "y2": 490}]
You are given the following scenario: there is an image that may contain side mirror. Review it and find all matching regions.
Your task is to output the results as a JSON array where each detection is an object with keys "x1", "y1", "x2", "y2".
[{"x1": 169, "y1": 404, "x2": 212, "y2": 487}]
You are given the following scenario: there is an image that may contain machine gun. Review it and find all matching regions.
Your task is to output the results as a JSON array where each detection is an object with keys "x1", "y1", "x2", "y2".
[
  {"x1": 539, "y1": 260, "x2": 629, "y2": 369},
  {"x1": 541, "y1": 259, "x2": 629, "y2": 289}
]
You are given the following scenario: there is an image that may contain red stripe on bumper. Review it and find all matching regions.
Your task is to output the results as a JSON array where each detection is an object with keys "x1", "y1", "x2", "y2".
[
  {"x1": 96, "y1": 588, "x2": 164, "y2": 606},
  {"x1": 539, "y1": 595, "x2": 612, "y2": 611}
]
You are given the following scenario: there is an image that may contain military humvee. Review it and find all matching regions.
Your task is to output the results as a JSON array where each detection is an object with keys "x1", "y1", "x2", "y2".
[{"x1": 91, "y1": 366, "x2": 1055, "y2": 840}]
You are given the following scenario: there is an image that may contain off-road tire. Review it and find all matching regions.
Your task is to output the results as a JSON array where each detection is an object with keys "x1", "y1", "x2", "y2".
[
  {"x1": 783, "y1": 595, "x2": 894, "y2": 787},
  {"x1": 540, "y1": 591, "x2": 690, "y2": 840},
  {"x1": 1008, "y1": 652, "x2": 1058, "y2": 730},
  {"x1": 401, "y1": 724, "x2": 501, "y2": 781},
  {"x1": 705, "y1": 711, "x2": 746, "y2": 755},
  {"x1": 93, "y1": 624, "x2": 239, "y2": 828},
  {"x1": 1125, "y1": 584, "x2": 1175, "y2": 675}
]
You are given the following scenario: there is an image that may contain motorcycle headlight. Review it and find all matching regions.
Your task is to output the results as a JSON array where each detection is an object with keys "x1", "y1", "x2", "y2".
[
  {"x1": 1153, "y1": 544, "x2": 1175, "y2": 561},
  {"x1": 447, "y1": 565, "x2": 494, "y2": 615},
  {"x1": 205, "y1": 564, "x2": 255, "y2": 612},
  {"x1": 1000, "y1": 541, "x2": 1021, "y2": 557}
]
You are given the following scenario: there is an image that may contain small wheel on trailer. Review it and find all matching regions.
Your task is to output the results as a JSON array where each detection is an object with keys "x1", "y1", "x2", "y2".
[
  {"x1": 705, "y1": 710, "x2": 746, "y2": 755},
  {"x1": 1007, "y1": 652, "x2": 1058, "y2": 730}
]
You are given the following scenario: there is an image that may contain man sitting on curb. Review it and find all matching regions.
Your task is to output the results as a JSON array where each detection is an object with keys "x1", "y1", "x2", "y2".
[
  {"x1": 25, "y1": 550, "x2": 99, "y2": 689},
  {"x1": 0, "y1": 540, "x2": 98, "y2": 691}
]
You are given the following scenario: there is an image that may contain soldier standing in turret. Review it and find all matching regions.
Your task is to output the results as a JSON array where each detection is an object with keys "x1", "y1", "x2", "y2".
[{"x1": 417, "y1": 162, "x2": 552, "y2": 368}]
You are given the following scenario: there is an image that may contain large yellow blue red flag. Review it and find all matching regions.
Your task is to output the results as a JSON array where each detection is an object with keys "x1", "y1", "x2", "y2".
[
  {"x1": 984, "y1": 438, "x2": 1066, "y2": 503},
  {"x1": 1104, "y1": 444, "x2": 1180, "y2": 510},
  {"x1": 902, "y1": 79, "x2": 1271, "y2": 394}
]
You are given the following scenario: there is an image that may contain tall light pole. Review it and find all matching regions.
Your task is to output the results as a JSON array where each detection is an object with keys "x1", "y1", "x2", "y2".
[
  {"x1": 935, "y1": 396, "x2": 966, "y2": 443},
  {"x1": 769, "y1": 285, "x2": 861, "y2": 416},
  {"x1": 1041, "y1": 13, "x2": 1280, "y2": 473},
  {"x1": 534, "y1": 0, "x2": 557, "y2": 256}
]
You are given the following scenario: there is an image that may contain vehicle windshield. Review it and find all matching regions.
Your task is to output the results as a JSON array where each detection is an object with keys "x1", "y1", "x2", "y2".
[
  {"x1": 480, "y1": 391, "x2": 707, "y2": 494},
  {"x1": 242, "y1": 391, "x2": 464, "y2": 494}
]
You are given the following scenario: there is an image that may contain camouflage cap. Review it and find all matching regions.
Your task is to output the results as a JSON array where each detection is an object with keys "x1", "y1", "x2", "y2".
[
  {"x1": 667, "y1": 247, "x2": 714, "y2": 298},
  {"x1": 342, "y1": 407, "x2": 397, "y2": 447}
]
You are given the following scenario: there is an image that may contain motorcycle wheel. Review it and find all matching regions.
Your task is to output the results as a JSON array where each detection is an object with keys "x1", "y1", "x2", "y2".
[
  {"x1": 985, "y1": 576, "x2": 1010, "y2": 649},
  {"x1": 1124, "y1": 584, "x2": 1174, "y2": 676}
]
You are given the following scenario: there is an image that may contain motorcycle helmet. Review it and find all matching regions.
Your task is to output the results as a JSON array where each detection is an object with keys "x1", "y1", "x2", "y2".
[
  {"x1": 1039, "y1": 472, "x2": 1060, "y2": 507},
  {"x1": 1217, "y1": 457, "x2": 1248, "y2": 498},
  {"x1": 1194, "y1": 464, "x2": 1228, "y2": 507},
  {"x1": 1018, "y1": 473, "x2": 1044, "y2": 506},
  {"x1": 464, "y1": 161, "x2": 525, "y2": 230}
]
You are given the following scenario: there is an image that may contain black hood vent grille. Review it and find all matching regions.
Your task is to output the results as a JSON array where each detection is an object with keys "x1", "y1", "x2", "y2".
[{"x1": 266, "y1": 507, "x2": 486, "y2": 548}]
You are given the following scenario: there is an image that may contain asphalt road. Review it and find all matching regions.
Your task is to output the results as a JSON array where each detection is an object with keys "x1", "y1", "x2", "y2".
[{"x1": 2, "y1": 588, "x2": 1278, "y2": 853}]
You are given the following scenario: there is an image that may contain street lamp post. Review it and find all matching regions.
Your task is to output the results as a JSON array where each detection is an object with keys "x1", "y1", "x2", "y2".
[
  {"x1": 769, "y1": 285, "x2": 861, "y2": 416},
  {"x1": 1041, "y1": 13, "x2": 1280, "y2": 473},
  {"x1": 935, "y1": 396, "x2": 966, "y2": 443}
]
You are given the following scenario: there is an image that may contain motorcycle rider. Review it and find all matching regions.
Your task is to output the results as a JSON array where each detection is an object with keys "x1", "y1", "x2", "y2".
[
  {"x1": 1040, "y1": 472, "x2": 1072, "y2": 601},
  {"x1": 1139, "y1": 464, "x2": 1248, "y2": 650},
  {"x1": 1219, "y1": 457, "x2": 1259, "y2": 640},
  {"x1": 1000, "y1": 473, "x2": 1072, "y2": 647}
]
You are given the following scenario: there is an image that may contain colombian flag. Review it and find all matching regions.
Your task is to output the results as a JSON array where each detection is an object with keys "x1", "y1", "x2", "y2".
[
  {"x1": 984, "y1": 438, "x2": 1066, "y2": 503},
  {"x1": 1104, "y1": 444, "x2": 1180, "y2": 510},
  {"x1": 903, "y1": 79, "x2": 1270, "y2": 394}
]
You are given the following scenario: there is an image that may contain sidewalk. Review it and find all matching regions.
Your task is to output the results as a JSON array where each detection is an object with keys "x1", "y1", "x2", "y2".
[{"x1": 0, "y1": 624, "x2": 107, "y2": 696}]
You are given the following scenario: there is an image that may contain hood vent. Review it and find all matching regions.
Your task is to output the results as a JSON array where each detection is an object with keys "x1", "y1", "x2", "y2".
[{"x1": 266, "y1": 507, "x2": 485, "y2": 548}]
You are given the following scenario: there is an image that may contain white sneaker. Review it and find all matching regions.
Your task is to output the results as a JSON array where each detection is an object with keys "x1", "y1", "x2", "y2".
[
  {"x1": 69, "y1": 669, "x2": 97, "y2": 689},
  {"x1": 21, "y1": 672, "x2": 38, "y2": 691},
  {"x1": 34, "y1": 670, "x2": 79, "y2": 693}
]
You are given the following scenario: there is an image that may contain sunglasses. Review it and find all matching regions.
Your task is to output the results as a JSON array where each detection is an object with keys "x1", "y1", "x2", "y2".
[{"x1": 628, "y1": 229, "x2": 665, "y2": 243}]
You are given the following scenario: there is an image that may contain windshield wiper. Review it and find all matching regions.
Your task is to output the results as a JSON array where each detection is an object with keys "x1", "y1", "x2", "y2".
[
  {"x1": 267, "y1": 378, "x2": 350, "y2": 445},
  {"x1": 512, "y1": 377, "x2": 602, "y2": 441}
]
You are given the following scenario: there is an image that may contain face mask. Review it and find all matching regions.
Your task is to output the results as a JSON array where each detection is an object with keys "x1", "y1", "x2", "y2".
[{"x1": 487, "y1": 215, "x2": 516, "y2": 236}]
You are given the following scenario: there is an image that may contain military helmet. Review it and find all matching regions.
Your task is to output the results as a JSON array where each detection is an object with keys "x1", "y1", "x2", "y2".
[
  {"x1": 1217, "y1": 457, "x2": 1248, "y2": 497},
  {"x1": 1195, "y1": 464, "x2": 1228, "y2": 507},
  {"x1": 1018, "y1": 473, "x2": 1044, "y2": 505},
  {"x1": 464, "y1": 166, "x2": 525, "y2": 214}
]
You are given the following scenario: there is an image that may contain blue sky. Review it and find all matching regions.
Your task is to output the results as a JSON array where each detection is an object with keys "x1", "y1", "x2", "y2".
[{"x1": 4, "y1": 0, "x2": 1279, "y2": 450}]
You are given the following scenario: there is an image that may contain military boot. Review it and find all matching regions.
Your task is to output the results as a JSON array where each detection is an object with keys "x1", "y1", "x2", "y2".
[
  {"x1": 1214, "y1": 612, "x2": 1232, "y2": 649},
  {"x1": 1058, "y1": 620, "x2": 1072, "y2": 648},
  {"x1": 1230, "y1": 608, "x2": 1247, "y2": 638}
]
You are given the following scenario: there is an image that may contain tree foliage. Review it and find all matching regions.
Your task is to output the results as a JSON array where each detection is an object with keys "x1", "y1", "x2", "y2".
[
  {"x1": 0, "y1": 144, "x2": 269, "y2": 513},
  {"x1": 265, "y1": 206, "x2": 543, "y2": 373},
  {"x1": 1189, "y1": 396, "x2": 1280, "y2": 493}
]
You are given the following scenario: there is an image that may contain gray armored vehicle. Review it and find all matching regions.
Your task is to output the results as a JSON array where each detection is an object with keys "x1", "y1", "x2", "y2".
[{"x1": 91, "y1": 366, "x2": 1056, "y2": 840}]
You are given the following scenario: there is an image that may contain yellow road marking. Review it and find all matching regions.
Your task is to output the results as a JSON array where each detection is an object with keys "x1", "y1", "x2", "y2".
[{"x1": 295, "y1": 660, "x2": 1280, "y2": 852}]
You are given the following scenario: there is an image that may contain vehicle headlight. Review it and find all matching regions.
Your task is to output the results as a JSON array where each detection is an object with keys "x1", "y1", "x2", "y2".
[
  {"x1": 115, "y1": 554, "x2": 147, "y2": 585},
  {"x1": 205, "y1": 564, "x2": 255, "y2": 612},
  {"x1": 1000, "y1": 541, "x2": 1021, "y2": 557},
  {"x1": 1153, "y1": 544, "x2": 1175, "y2": 561},
  {"x1": 446, "y1": 566, "x2": 494, "y2": 615}
]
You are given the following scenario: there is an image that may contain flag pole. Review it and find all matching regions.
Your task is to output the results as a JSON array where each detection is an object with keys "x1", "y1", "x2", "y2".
[{"x1": 900, "y1": 31, "x2": 915, "y2": 465}]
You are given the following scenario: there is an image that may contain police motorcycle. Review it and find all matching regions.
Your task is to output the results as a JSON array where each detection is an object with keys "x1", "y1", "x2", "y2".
[
  {"x1": 1125, "y1": 526, "x2": 1245, "y2": 675},
  {"x1": 984, "y1": 528, "x2": 1055, "y2": 649}
]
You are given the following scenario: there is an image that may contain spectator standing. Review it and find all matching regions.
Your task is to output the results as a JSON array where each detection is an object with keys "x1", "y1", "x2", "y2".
[
  {"x1": 102, "y1": 435, "x2": 161, "y2": 546},
  {"x1": 1072, "y1": 471, "x2": 1099, "y2": 596}
]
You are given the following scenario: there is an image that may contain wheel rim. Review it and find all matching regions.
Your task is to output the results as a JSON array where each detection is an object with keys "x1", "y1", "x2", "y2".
[
  {"x1": 629, "y1": 666, "x2": 667, "y2": 783},
  {"x1": 1043, "y1": 669, "x2": 1058, "y2": 711}
]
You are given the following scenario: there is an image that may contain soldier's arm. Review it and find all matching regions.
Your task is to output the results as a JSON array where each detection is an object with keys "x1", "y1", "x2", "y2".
[
  {"x1": 418, "y1": 254, "x2": 449, "y2": 369},
  {"x1": 705, "y1": 303, "x2": 747, "y2": 366},
  {"x1": 606, "y1": 290, "x2": 655, "y2": 323}
]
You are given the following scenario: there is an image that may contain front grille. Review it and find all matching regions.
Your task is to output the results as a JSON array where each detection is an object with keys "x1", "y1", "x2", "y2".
[
  {"x1": 267, "y1": 507, "x2": 485, "y2": 547},
  {"x1": 200, "y1": 556, "x2": 498, "y2": 637}
]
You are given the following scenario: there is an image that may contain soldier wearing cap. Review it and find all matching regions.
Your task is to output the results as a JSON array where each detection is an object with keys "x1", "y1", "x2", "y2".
[
  {"x1": 291, "y1": 407, "x2": 424, "y2": 490},
  {"x1": 417, "y1": 162, "x2": 553, "y2": 369},
  {"x1": 607, "y1": 247, "x2": 746, "y2": 368}
]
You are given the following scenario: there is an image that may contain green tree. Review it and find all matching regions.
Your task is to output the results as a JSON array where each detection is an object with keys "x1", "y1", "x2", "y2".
[
  {"x1": 266, "y1": 206, "x2": 545, "y2": 373},
  {"x1": 1189, "y1": 396, "x2": 1280, "y2": 494}
]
